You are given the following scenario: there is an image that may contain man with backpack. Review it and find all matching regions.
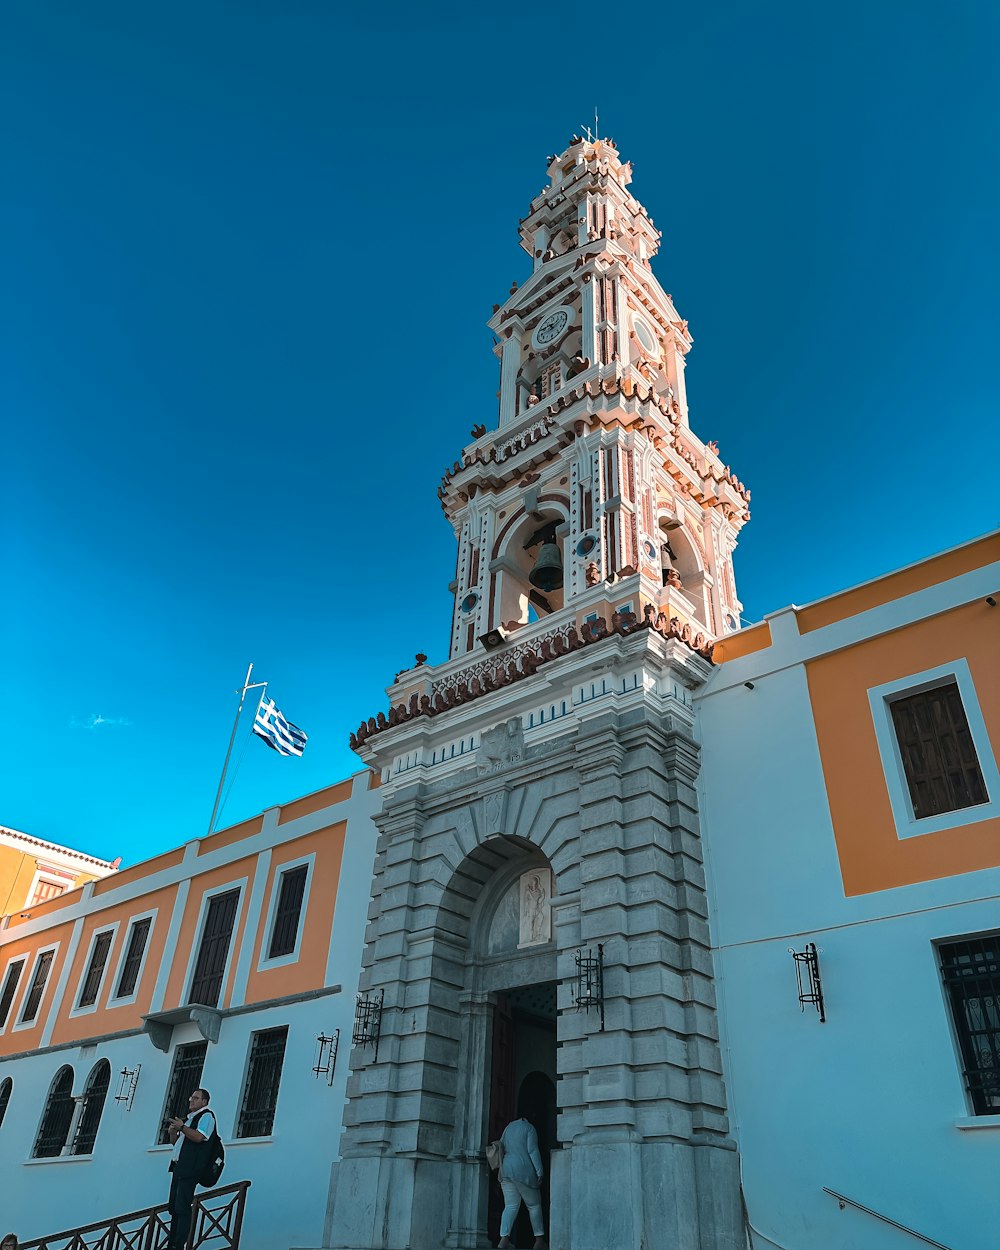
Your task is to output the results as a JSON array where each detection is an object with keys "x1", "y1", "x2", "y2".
[{"x1": 165, "y1": 1087, "x2": 218, "y2": 1249}]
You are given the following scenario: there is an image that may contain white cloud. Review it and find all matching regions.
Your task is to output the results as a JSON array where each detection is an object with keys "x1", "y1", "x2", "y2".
[{"x1": 71, "y1": 714, "x2": 132, "y2": 730}]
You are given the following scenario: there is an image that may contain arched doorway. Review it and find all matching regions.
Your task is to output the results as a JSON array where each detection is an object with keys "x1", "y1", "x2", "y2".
[{"x1": 443, "y1": 836, "x2": 561, "y2": 1249}]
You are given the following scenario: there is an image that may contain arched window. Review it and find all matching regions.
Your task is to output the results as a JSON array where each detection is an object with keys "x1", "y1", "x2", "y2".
[
  {"x1": 33, "y1": 1065, "x2": 75, "y2": 1158},
  {"x1": 0, "y1": 1076, "x2": 12, "y2": 1128},
  {"x1": 72, "y1": 1060, "x2": 111, "y2": 1155}
]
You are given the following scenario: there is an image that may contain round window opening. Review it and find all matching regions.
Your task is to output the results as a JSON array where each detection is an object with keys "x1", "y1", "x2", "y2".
[
  {"x1": 577, "y1": 534, "x2": 597, "y2": 557},
  {"x1": 461, "y1": 592, "x2": 479, "y2": 613}
]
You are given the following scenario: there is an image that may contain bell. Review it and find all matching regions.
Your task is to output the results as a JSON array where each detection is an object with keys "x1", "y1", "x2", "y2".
[{"x1": 529, "y1": 541, "x2": 564, "y2": 592}]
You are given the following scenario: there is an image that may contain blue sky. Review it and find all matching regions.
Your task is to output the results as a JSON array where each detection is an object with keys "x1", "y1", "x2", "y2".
[{"x1": 3, "y1": 2, "x2": 997, "y2": 867}]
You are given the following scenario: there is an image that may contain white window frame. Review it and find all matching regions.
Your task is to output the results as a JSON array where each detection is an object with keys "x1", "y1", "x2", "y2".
[
  {"x1": 69, "y1": 922, "x2": 120, "y2": 1019},
  {"x1": 868, "y1": 658, "x2": 1000, "y2": 840},
  {"x1": 14, "y1": 941, "x2": 60, "y2": 1031},
  {"x1": 107, "y1": 909, "x2": 158, "y2": 1008},
  {"x1": 23, "y1": 864, "x2": 75, "y2": 911},
  {"x1": 257, "y1": 853, "x2": 316, "y2": 972},
  {"x1": 0, "y1": 954, "x2": 28, "y2": 1035},
  {"x1": 181, "y1": 878, "x2": 247, "y2": 1007}
]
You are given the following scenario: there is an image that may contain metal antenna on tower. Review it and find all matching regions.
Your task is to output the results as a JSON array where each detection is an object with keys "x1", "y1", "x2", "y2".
[{"x1": 581, "y1": 110, "x2": 600, "y2": 143}]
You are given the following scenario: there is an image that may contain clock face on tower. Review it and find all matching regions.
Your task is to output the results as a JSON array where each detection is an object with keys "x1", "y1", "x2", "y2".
[{"x1": 532, "y1": 306, "x2": 572, "y2": 348}]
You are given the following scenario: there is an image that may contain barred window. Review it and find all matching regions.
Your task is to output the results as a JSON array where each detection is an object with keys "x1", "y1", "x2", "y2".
[
  {"x1": 72, "y1": 1060, "x2": 111, "y2": 1155},
  {"x1": 890, "y1": 682, "x2": 988, "y2": 820},
  {"x1": 940, "y1": 935, "x2": 1000, "y2": 1115},
  {"x1": 0, "y1": 1076, "x2": 12, "y2": 1128},
  {"x1": 189, "y1": 889, "x2": 240, "y2": 1007},
  {"x1": 33, "y1": 1065, "x2": 75, "y2": 1158},
  {"x1": 20, "y1": 949, "x2": 55, "y2": 1024},
  {"x1": 158, "y1": 1041, "x2": 208, "y2": 1144},
  {"x1": 78, "y1": 931, "x2": 114, "y2": 1008},
  {"x1": 115, "y1": 917, "x2": 152, "y2": 999},
  {"x1": 268, "y1": 865, "x2": 308, "y2": 960},
  {"x1": 0, "y1": 959, "x2": 25, "y2": 1028},
  {"x1": 236, "y1": 1026, "x2": 288, "y2": 1138},
  {"x1": 29, "y1": 879, "x2": 67, "y2": 907}
]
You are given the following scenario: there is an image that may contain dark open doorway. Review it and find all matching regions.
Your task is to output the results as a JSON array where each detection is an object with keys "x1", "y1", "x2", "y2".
[{"x1": 487, "y1": 983, "x2": 557, "y2": 1248}]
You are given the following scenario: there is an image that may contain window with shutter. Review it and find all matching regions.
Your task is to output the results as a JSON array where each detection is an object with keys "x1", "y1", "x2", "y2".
[
  {"x1": 0, "y1": 960, "x2": 25, "y2": 1028},
  {"x1": 20, "y1": 949, "x2": 55, "y2": 1024},
  {"x1": 33, "y1": 1065, "x2": 75, "y2": 1158},
  {"x1": 72, "y1": 1060, "x2": 111, "y2": 1154},
  {"x1": 0, "y1": 1076, "x2": 12, "y2": 1128},
  {"x1": 188, "y1": 889, "x2": 240, "y2": 1007},
  {"x1": 115, "y1": 917, "x2": 152, "y2": 999},
  {"x1": 158, "y1": 1041, "x2": 208, "y2": 1144},
  {"x1": 268, "y1": 865, "x2": 309, "y2": 960},
  {"x1": 236, "y1": 1026, "x2": 288, "y2": 1138},
  {"x1": 890, "y1": 681, "x2": 988, "y2": 819},
  {"x1": 77, "y1": 930, "x2": 114, "y2": 1008},
  {"x1": 939, "y1": 935, "x2": 1000, "y2": 1115}
]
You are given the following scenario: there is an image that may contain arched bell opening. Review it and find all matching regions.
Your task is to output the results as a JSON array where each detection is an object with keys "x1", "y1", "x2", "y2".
[
  {"x1": 496, "y1": 509, "x2": 568, "y2": 631},
  {"x1": 657, "y1": 515, "x2": 710, "y2": 629}
]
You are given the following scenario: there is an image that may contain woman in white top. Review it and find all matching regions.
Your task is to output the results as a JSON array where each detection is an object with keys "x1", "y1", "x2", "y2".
[{"x1": 497, "y1": 1116, "x2": 546, "y2": 1249}]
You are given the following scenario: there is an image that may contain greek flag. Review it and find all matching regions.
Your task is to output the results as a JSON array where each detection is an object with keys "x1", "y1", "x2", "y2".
[{"x1": 253, "y1": 694, "x2": 308, "y2": 757}]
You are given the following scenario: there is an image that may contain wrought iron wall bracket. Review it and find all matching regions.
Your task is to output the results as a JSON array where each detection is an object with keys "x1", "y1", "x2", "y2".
[
  {"x1": 115, "y1": 1064, "x2": 141, "y2": 1111},
  {"x1": 573, "y1": 944, "x2": 605, "y2": 1031},
  {"x1": 314, "y1": 1029, "x2": 340, "y2": 1084},
  {"x1": 790, "y1": 942, "x2": 826, "y2": 1022},
  {"x1": 353, "y1": 989, "x2": 384, "y2": 1062}
]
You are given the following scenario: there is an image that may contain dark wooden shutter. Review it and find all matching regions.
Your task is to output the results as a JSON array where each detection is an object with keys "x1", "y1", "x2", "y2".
[
  {"x1": 78, "y1": 931, "x2": 114, "y2": 1007},
  {"x1": 268, "y1": 865, "x2": 308, "y2": 959},
  {"x1": 890, "y1": 682, "x2": 988, "y2": 819},
  {"x1": 188, "y1": 889, "x2": 240, "y2": 1007},
  {"x1": 115, "y1": 917, "x2": 152, "y2": 998},
  {"x1": 0, "y1": 959, "x2": 25, "y2": 1027},
  {"x1": 21, "y1": 950, "x2": 54, "y2": 1023}
]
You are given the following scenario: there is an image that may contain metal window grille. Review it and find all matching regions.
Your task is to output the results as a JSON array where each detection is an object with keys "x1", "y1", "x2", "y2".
[
  {"x1": 890, "y1": 683, "x2": 988, "y2": 820},
  {"x1": 158, "y1": 1041, "x2": 208, "y2": 1144},
  {"x1": 78, "y1": 931, "x2": 114, "y2": 1008},
  {"x1": 236, "y1": 1027, "x2": 288, "y2": 1138},
  {"x1": 268, "y1": 865, "x2": 308, "y2": 960},
  {"x1": 0, "y1": 959, "x2": 25, "y2": 1027},
  {"x1": 72, "y1": 1060, "x2": 111, "y2": 1155},
  {"x1": 115, "y1": 917, "x2": 151, "y2": 998},
  {"x1": 0, "y1": 1076, "x2": 11, "y2": 1128},
  {"x1": 33, "y1": 1065, "x2": 75, "y2": 1158},
  {"x1": 188, "y1": 889, "x2": 240, "y2": 1007},
  {"x1": 940, "y1": 936, "x2": 1000, "y2": 1115},
  {"x1": 21, "y1": 949, "x2": 54, "y2": 1023}
]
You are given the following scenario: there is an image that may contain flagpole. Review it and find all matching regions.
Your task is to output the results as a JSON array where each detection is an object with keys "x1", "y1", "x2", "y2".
[{"x1": 207, "y1": 663, "x2": 266, "y2": 837}]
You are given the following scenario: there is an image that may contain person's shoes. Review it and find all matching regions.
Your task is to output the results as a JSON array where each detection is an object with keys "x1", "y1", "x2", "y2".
[
  {"x1": 533, "y1": 1239, "x2": 548, "y2": 1249},
  {"x1": 498, "y1": 1239, "x2": 513, "y2": 1248}
]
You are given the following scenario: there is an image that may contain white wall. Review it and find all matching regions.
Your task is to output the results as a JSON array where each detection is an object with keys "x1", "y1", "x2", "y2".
[{"x1": 696, "y1": 652, "x2": 1000, "y2": 1249}]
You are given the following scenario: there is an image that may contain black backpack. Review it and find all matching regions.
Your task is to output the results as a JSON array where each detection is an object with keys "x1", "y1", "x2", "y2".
[
  {"x1": 199, "y1": 1128, "x2": 225, "y2": 1188},
  {"x1": 191, "y1": 1110, "x2": 225, "y2": 1188}
]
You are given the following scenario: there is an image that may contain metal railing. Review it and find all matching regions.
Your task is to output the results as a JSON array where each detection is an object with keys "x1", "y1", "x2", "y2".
[
  {"x1": 19, "y1": 1179, "x2": 251, "y2": 1250},
  {"x1": 823, "y1": 1187, "x2": 953, "y2": 1249}
]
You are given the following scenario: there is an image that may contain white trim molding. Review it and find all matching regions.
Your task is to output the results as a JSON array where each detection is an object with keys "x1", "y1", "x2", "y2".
[{"x1": 868, "y1": 658, "x2": 1000, "y2": 840}]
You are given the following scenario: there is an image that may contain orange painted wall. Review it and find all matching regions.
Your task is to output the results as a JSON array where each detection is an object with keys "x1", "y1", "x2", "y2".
[
  {"x1": 0, "y1": 919, "x2": 76, "y2": 1055},
  {"x1": 807, "y1": 599, "x2": 1000, "y2": 894},
  {"x1": 714, "y1": 621, "x2": 772, "y2": 663},
  {"x1": 242, "y1": 823, "x2": 346, "y2": 1004},
  {"x1": 161, "y1": 855, "x2": 258, "y2": 1011},
  {"x1": 48, "y1": 884, "x2": 178, "y2": 1046}
]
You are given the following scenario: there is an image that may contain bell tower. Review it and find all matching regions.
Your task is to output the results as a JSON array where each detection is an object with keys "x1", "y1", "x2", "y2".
[
  {"x1": 442, "y1": 136, "x2": 749, "y2": 664},
  {"x1": 332, "y1": 139, "x2": 750, "y2": 1250}
]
